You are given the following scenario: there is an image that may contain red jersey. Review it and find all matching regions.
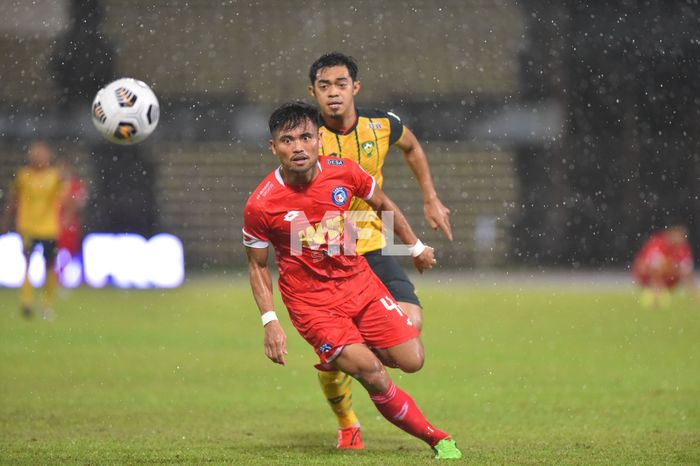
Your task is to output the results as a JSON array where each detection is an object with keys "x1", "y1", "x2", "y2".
[
  {"x1": 632, "y1": 232, "x2": 693, "y2": 287},
  {"x1": 243, "y1": 156, "x2": 376, "y2": 307},
  {"x1": 58, "y1": 176, "x2": 87, "y2": 254}
]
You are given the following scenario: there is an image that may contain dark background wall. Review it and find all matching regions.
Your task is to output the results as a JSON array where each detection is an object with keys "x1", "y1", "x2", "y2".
[
  {"x1": 516, "y1": 0, "x2": 700, "y2": 266},
  {"x1": 0, "y1": 0, "x2": 697, "y2": 269}
]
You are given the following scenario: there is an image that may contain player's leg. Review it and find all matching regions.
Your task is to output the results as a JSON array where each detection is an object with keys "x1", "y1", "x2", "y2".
[
  {"x1": 20, "y1": 237, "x2": 35, "y2": 318},
  {"x1": 315, "y1": 363, "x2": 363, "y2": 449},
  {"x1": 364, "y1": 251, "x2": 423, "y2": 330},
  {"x1": 40, "y1": 240, "x2": 58, "y2": 320},
  {"x1": 399, "y1": 302, "x2": 423, "y2": 331},
  {"x1": 293, "y1": 300, "x2": 365, "y2": 449},
  {"x1": 358, "y1": 277, "x2": 426, "y2": 373},
  {"x1": 372, "y1": 336, "x2": 425, "y2": 373},
  {"x1": 313, "y1": 252, "x2": 425, "y2": 444},
  {"x1": 332, "y1": 343, "x2": 461, "y2": 458}
]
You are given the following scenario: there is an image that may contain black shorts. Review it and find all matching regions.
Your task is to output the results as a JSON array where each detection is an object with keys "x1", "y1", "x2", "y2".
[
  {"x1": 22, "y1": 237, "x2": 57, "y2": 265},
  {"x1": 363, "y1": 249, "x2": 421, "y2": 307}
]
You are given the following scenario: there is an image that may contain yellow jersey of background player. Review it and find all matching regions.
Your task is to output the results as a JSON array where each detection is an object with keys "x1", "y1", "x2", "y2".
[
  {"x1": 317, "y1": 108, "x2": 404, "y2": 254},
  {"x1": 13, "y1": 165, "x2": 63, "y2": 240}
]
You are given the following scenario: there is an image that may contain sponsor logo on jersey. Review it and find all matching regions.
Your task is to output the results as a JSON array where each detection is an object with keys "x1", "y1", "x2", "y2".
[
  {"x1": 331, "y1": 187, "x2": 349, "y2": 206},
  {"x1": 361, "y1": 141, "x2": 375, "y2": 157},
  {"x1": 257, "y1": 181, "x2": 273, "y2": 199},
  {"x1": 326, "y1": 158, "x2": 344, "y2": 166},
  {"x1": 283, "y1": 211, "x2": 302, "y2": 222},
  {"x1": 319, "y1": 343, "x2": 333, "y2": 354}
]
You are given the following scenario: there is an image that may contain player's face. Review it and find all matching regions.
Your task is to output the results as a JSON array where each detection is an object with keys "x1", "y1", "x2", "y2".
[
  {"x1": 28, "y1": 143, "x2": 53, "y2": 168},
  {"x1": 309, "y1": 65, "x2": 361, "y2": 118},
  {"x1": 666, "y1": 226, "x2": 688, "y2": 245},
  {"x1": 270, "y1": 119, "x2": 320, "y2": 176}
]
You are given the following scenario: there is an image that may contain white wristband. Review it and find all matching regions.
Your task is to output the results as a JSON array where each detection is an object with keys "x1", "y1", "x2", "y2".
[
  {"x1": 261, "y1": 311, "x2": 278, "y2": 326},
  {"x1": 408, "y1": 239, "x2": 427, "y2": 257}
]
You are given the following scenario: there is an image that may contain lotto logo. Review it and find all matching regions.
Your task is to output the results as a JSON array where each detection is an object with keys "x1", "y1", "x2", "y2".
[{"x1": 284, "y1": 211, "x2": 301, "y2": 222}]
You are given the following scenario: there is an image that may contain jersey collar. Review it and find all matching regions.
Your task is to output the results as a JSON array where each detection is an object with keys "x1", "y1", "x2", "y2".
[
  {"x1": 320, "y1": 108, "x2": 359, "y2": 135},
  {"x1": 274, "y1": 161, "x2": 323, "y2": 187}
]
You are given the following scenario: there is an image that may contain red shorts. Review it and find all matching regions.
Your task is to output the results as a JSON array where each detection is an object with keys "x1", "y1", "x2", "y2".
[
  {"x1": 58, "y1": 228, "x2": 82, "y2": 255},
  {"x1": 633, "y1": 271, "x2": 680, "y2": 289},
  {"x1": 632, "y1": 257, "x2": 681, "y2": 289},
  {"x1": 285, "y1": 268, "x2": 420, "y2": 363}
]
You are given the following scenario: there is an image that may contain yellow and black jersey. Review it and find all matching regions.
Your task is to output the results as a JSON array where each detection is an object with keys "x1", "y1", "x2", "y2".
[
  {"x1": 12, "y1": 167, "x2": 64, "y2": 239},
  {"x1": 318, "y1": 108, "x2": 405, "y2": 254}
]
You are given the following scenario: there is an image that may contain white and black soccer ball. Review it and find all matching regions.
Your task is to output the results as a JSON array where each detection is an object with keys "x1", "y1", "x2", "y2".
[{"x1": 91, "y1": 78, "x2": 160, "y2": 145}]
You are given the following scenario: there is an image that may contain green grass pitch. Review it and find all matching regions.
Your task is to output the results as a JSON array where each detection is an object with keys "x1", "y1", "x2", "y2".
[{"x1": 1, "y1": 276, "x2": 699, "y2": 465}]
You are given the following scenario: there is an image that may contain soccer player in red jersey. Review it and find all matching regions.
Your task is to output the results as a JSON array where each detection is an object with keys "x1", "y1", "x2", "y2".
[
  {"x1": 56, "y1": 157, "x2": 87, "y2": 274},
  {"x1": 632, "y1": 224, "x2": 697, "y2": 308},
  {"x1": 243, "y1": 102, "x2": 462, "y2": 459}
]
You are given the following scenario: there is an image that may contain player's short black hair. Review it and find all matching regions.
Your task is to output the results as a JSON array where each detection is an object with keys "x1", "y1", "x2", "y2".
[
  {"x1": 309, "y1": 52, "x2": 359, "y2": 84},
  {"x1": 268, "y1": 101, "x2": 319, "y2": 136}
]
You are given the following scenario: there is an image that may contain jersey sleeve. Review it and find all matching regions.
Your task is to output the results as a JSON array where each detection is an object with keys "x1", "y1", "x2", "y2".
[
  {"x1": 387, "y1": 111, "x2": 406, "y2": 146},
  {"x1": 347, "y1": 160, "x2": 376, "y2": 201},
  {"x1": 242, "y1": 201, "x2": 270, "y2": 249}
]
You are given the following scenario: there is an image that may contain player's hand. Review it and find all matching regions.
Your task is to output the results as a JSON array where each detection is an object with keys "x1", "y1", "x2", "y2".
[
  {"x1": 424, "y1": 198, "x2": 452, "y2": 241},
  {"x1": 263, "y1": 320, "x2": 288, "y2": 365},
  {"x1": 413, "y1": 246, "x2": 437, "y2": 274}
]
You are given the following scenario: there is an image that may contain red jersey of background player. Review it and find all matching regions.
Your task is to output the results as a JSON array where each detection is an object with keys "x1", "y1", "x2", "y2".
[
  {"x1": 58, "y1": 175, "x2": 87, "y2": 255},
  {"x1": 243, "y1": 156, "x2": 376, "y2": 307},
  {"x1": 632, "y1": 231, "x2": 693, "y2": 288}
]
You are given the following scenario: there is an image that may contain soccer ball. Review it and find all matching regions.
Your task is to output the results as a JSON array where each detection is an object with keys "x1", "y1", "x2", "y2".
[{"x1": 91, "y1": 78, "x2": 160, "y2": 144}]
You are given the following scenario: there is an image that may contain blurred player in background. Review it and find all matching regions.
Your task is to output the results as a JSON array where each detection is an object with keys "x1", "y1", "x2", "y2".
[
  {"x1": 56, "y1": 157, "x2": 87, "y2": 278},
  {"x1": 632, "y1": 224, "x2": 696, "y2": 308},
  {"x1": 1, "y1": 141, "x2": 67, "y2": 320},
  {"x1": 307, "y1": 52, "x2": 453, "y2": 448},
  {"x1": 243, "y1": 102, "x2": 461, "y2": 459}
]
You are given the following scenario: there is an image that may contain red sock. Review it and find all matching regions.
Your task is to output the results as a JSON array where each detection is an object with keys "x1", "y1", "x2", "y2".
[{"x1": 370, "y1": 382, "x2": 449, "y2": 447}]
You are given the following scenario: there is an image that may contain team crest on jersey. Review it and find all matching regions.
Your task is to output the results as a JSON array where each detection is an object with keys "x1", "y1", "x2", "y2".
[
  {"x1": 319, "y1": 343, "x2": 333, "y2": 354},
  {"x1": 326, "y1": 158, "x2": 344, "y2": 166},
  {"x1": 331, "y1": 187, "x2": 349, "y2": 206},
  {"x1": 361, "y1": 141, "x2": 375, "y2": 157}
]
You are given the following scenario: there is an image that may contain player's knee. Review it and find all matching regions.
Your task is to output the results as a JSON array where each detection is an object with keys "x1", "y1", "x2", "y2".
[
  {"x1": 398, "y1": 355, "x2": 424, "y2": 373},
  {"x1": 396, "y1": 345, "x2": 425, "y2": 373},
  {"x1": 356, "y1": 359, "x2": 391, "y2": 392}
]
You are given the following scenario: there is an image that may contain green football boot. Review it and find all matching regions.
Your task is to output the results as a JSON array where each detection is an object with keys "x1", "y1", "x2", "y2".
[{"x1": 433, "y1": 438, "x2": 462, "y2": 459}]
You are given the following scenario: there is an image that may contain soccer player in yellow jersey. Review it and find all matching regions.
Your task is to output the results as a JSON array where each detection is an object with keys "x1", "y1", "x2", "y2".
[
  {"x1": 307, "y1": 52, "x2": 453, "y2": 449},
  {"x1": 1, "y1": 142, "x2": 67, "y2": 320}
]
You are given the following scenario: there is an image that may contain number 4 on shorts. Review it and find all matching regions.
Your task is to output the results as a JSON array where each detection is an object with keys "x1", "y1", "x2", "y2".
[
  {"x1": 380, "y1": 296, "x2": 403, "y2": 314},
  {"x1": 380, "y1": 296, "x2": 414, "y2": 326}
]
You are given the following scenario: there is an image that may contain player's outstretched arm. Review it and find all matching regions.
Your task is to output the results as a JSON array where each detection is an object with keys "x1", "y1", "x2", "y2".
[
  {"x1": 396, "y1": 127, "x2": 453, "y2": 241},
  {"x1": 246, "y1": 246, "x2": 287, "y2": 365},
  {"x1": 365, "y1": 185, "x2": 437, "y2": 274}
]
